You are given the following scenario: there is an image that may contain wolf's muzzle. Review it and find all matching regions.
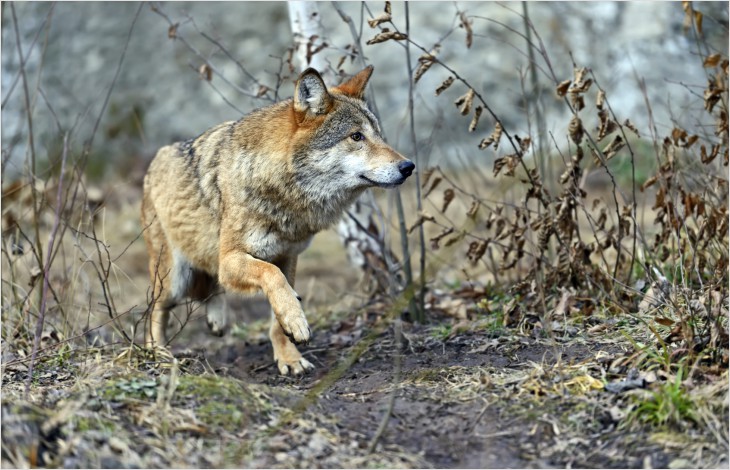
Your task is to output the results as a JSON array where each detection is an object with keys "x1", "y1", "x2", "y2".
[{"x1": 398, "y1": 161, "x2": 415, "y2": 178}]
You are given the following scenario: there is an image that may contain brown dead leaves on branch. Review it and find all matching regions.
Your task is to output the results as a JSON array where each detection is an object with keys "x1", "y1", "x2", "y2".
[
  {"x1": 422, "y1": 52, "x2": 726, "y2": 352},
  {"x1": 367, "y1": 1, "x2": 391, "y2": 28},
  {"x1": 363, "y1": 1, "x2": 727, "y2": 366},
  {"x1": 414, "y1": 46, "x2": 440, "y2": 83},
  {"x1": 366, "y1": 30, "x2": 407, "y2": 45},
  {"x1": 365, "y1": 2, "x2": 407, "y2": 46},
  {"x1": 458, "y1": 12, "x2": 473, "y2": 49},
  {"x1": 642, "y1": 53, "x2": 729, "y2": 278}
]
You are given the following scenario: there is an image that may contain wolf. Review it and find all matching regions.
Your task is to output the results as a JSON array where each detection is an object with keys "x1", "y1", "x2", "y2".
[{"x1": 141, "y1": 66, "x2": 414, "y2": 375}]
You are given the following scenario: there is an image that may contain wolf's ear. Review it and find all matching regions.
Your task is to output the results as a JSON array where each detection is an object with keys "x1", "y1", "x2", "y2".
[
  {"x1": 294, "y1": 69, "x2": 332, "y2": 115},
  {"x1": 334, "y1": 65, "x2": 374, "y2": 101}
]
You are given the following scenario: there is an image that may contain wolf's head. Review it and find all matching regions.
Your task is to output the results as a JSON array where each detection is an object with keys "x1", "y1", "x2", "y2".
[{"x1": 290, "y1": 66, "x2": 415, "y2": 191}]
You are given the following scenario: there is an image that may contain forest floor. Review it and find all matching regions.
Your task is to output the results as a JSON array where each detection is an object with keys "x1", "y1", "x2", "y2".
[{"x1": 2, "y1": 179, "x2": 728, "y2": 469}]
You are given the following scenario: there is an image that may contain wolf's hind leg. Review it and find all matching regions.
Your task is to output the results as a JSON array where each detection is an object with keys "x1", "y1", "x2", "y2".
[
  {"x1": 205, "y1": 292, "x2": 229, "y2": 337},
  {"x1": 144, "y1": 247, "x2": 192, "y2": 347},
  {"x1": 142, "y1": 208, "x2": 176, "y2": 348}
]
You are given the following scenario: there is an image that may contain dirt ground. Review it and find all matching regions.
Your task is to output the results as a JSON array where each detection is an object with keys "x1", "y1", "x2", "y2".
[
  {"x1": 3, "y1": 296, "x2": 728, "y2": 469},
  {"x1": 1, "y1": 178, "x2": 728, "y2": 469}
]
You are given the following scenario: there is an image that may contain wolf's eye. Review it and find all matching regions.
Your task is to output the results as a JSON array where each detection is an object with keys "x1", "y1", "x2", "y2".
[{"x1": 350, "y1": 132, "x2": 364, "y2": 142}]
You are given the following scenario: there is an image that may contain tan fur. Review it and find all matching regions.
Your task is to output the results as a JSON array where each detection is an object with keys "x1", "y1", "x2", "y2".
[{"x1": 141, "y1": 66, "x2": 414, "y2": 375}]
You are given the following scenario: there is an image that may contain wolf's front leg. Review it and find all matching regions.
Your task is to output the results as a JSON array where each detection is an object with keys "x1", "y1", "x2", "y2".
[
  {"x1": 218, "y1": 252, "x2": 311, "y2": 344},
  {"x1": 269, "y1": 255, "x2": 314, "y2": 375},
  {"x1": 270, "y1": 310, "x2": 314, "y2": 375}
]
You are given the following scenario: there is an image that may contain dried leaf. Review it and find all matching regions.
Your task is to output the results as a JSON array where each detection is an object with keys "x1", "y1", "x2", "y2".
[
  {"x1": 435, "y1": 76, "x2": 455, "y2": 96},
  {"x1": 700, "y1": 144, "x2": 721, "y2": 164},
  {"x1": 493, "y1": 218, "x2": 506, "y2": 238},
  {"x1": 414, "y1": 60, "x2": 433, "y2": 84},
  {"x1": 493, "y1": 156, "x2": 507, "y2": 177},
  {"x1": 479, "y1": 122, "x2": 503, "y2": 150},
  {"x1": 597, "y1": 109, "x2": 617, "y2": 141},
  {"x1": 459, "y1": 12, "x2": 473, "y2": 49},
  {"x1": 430, "y1": 227, "x2": 454, "y2": 250},
  {"x1": 573, "y1": 67, "x2": 588, "y2": 85},
  {"x1": 671, "y1": 127, "x2": 688, "y2": 145},
  {"x1": 256, "y1": 85, "x2": 270, "y2": 98},
  {"x1": 569, "y1": 115, "x2": 583, "y2": 145},
  {"x1": 467, "y1": 240, "x2": 488, "y2": 265},
  {"x1": 366, "y1": 30, "x2": 407, "y2": 45},
  {"x1": 414, "y1": 46, "x2": 439, "y2": 83},
  {"x1": 568, "y1": 78, "x2": 593, "y2": 94},
  {"x1": 168, "y1": 23, "x2": 179, "y2": 39},
  {"x1": 596, "y1": 89, "x2": 605, "y2": 109},
  {"x1": 569, "y1": 92, "x2": 585, "y2": 111},
  {"x1": 623, "y1": 119, "x2": 640, "y2": 138},
  {"x1": 596, "y1": 207, "x2": 607, "y2": 230},
  {"x1": 601, "y1": 135, "x2": 625, "y2": 161},
  {"x1": 654, "y1": 315, "x2": 674, "y2": 326},
  {"x1": 704, "y1": 86, "x2": 722, "y2": 112},
  {"x1": 704, "y1": 53, "x2": 722, "y2": 68},
  {"x1": 497, "y1": 154, "x2": 520, "y2": 177},
  {"x1": 455, "y1": 88, "x2": 475, "y2": 115},
  {"x1": 421, "y1": 166, "x2": 436, "y2": 189},
  {"x1": 198, "y1": 63, "x2": 212, "y2": 81},
  {"x1": 444, "y1": 230, "x2": 466, "y2": 247},
  {"x1": 469, "y1": 106, "x2": 483, "y2": 132},
  {"x1": 517, "y1": 135, "x2": 531, "y2": 152},
  {"x1": 424, "y1": 176, "x2": 442, "y2": 198},
  {"x1": 551, "y1": 290, "x2": 575, "y2": 319},
  {"x1": 307, "y1": 40, "x2": 328, "y2": 64},
  {"x1": 441, "y1": 188, "x2": 455, "y2": 213},
  {"x1": 368, "y1": 12, "x2": 392, "y2": 28},
  {"x1": 694, "y1": 10, "x2": 703, "y2": 35},
  {"x1": 408, "y1": 211, "x2": 435, "y2": 233},
  {"x1": 556, "y1": 79, "x2": 571, "y2": 97},
  {"x1": 479, "y1": 137, "x2": 494, "y2": 150},
  {"x1": 385, "y1": 1, "x2": 391, "y2": 15},
  {"x1": 466, "y1": 199, "x2": 479, "y2": 218}
]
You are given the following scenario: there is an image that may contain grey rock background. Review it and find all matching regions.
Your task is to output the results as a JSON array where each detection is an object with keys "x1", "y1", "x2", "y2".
[{"x1": 2, "y1": 2, "x2": 727, "y2": 180}]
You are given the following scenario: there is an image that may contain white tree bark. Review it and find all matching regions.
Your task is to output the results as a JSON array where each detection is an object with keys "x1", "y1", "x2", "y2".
[
  {"x1": 288, "y1": 2, "x2": 327, "y2": 72},
  {"x1": 287, "y1": 2, "x2": 396, "y2": 293}
]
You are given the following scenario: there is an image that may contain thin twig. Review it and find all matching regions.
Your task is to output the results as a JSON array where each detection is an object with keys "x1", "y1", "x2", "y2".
[
  {"x1": 404, "y1": 2, "x2": 427, "y2": 322},
  {"x1": 11, "y1": 3, "x2": 43, "y2": 294},
  {"x1": 25, "y1": 133, "x2": 69, "y2": 397},
  {"x1": 1, "y1": 4, "x2": 55, "y2": 110},
  {"x1": 84, "y1": 2, "x2": 143, "y2": 155}
]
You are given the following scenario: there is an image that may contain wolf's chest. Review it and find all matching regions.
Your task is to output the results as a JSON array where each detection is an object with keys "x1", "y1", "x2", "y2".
[{"x1": 243, "y1": 227, "x2": 313, "y2": 262}]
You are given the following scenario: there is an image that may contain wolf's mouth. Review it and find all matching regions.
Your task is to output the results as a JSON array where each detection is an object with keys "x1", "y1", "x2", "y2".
[{"x1": 359, "y1": 175, "x2": 403, "y2": 188}]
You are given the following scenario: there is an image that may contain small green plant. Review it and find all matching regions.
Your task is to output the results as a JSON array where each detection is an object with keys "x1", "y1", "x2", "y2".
[
  {"x1": 627, "y1": 370, "x2": 696, "y2": 430},
  {"x1": 101, "y1": 377, "x2": 158, "y2": 401},
  {"x1": 430, "y1": 324, "x2": 452, "y2": 341},
  {"x1": 55, "y1": 343, "x2": 72, "y2": 368},
  {"x1": 476, "y1": 298, "x2": 505, "y2": 334}
]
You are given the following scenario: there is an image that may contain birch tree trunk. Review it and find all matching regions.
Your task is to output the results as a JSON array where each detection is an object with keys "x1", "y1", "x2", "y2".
[{"x1": 288, "y1": 1, "x2": 398, "y2": 294}]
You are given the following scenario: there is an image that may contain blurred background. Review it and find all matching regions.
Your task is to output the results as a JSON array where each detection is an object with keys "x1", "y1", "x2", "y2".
[{"x1": 3, "y1": 1, "x2": 727, "y2": 181}]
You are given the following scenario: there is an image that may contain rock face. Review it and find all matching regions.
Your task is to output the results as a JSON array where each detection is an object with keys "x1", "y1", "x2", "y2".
[{"x1": 2, "y1": 2, "x2": 727, "y2": 178}]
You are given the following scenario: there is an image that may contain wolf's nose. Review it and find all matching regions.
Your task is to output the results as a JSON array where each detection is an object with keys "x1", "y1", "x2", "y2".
[{"x1": 398, "y1": 161, "x2": 415, "y2": 178}]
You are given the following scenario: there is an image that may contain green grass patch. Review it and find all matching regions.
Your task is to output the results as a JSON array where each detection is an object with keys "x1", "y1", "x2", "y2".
[
  {"x1": 173, "y1": 375, "x2": 274, "y2": 432},
  {"x1": 626, "y1": 373, "x2": 696, "y2": 430}
]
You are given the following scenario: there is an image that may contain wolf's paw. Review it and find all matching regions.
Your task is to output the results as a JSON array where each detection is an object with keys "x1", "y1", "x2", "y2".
[
  {"x1": 277, "y1": 356, "x2": 315, "y2": 376},
  {"x1": 279, "y1": 309, "x2": 311, "y2": 344},
  {"x1": 206, "y1": 316, "x2": 228, "y2": 337}
]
